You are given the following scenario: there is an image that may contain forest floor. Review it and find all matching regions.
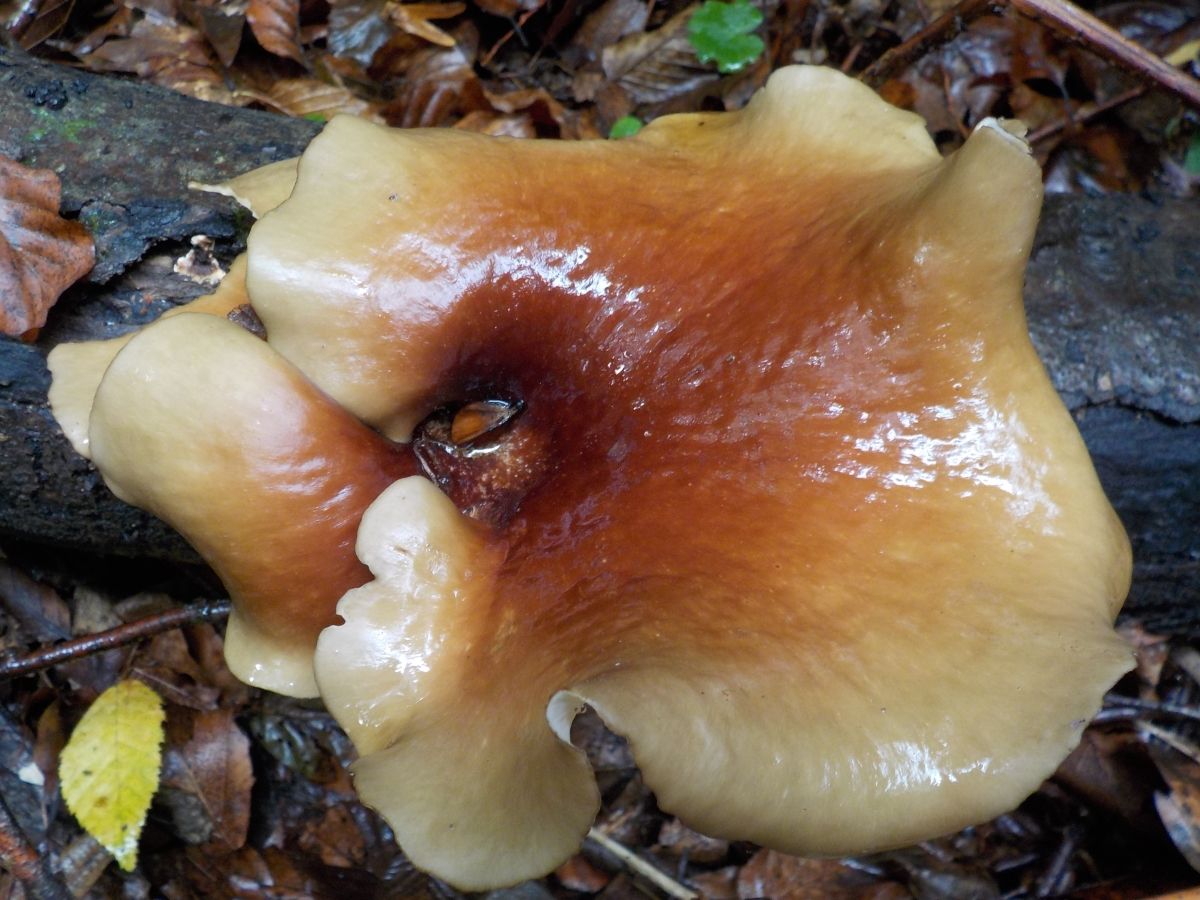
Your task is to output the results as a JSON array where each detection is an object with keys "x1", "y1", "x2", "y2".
[{"x1": 2, "y1": 0, "x2": 1200, "y2": 896}]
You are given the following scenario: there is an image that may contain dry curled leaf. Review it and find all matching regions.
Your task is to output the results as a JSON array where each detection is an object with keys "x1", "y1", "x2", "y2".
[
  {"x1": 600, "y1": 5, "x2": 717, "y2": 106},
  {"x1": 1148, "y1": 737, "x2": 1200, "y2": 874},
  {"x1": 238, "y1": 76, "x2": 384, "y2": 121},
  {"x1": 247, "y1": 0, "x2": 306, "y2": 63},
  {"x1": 388, "y1": 1, "x2": 465, "y2": 48},
  {"x1": 160, "y1": 707, "x2": 254, "y2": 853},
  {"x1": 85, "y1": 19, "x2": 235, "y2": 104},
  {"x1": 0, "y1": 156, "x2": 93, "y2": 337},
  {"x1": 181, "y1": 0, "x2": 246, "y2": 68}
]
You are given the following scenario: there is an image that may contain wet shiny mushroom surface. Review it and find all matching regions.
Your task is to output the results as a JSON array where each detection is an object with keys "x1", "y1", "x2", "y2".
[{"x1": 49, "y1": 65, "x2": 1132, "y2": 892}]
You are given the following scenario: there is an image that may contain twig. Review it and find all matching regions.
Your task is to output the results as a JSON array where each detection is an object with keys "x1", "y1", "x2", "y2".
[
  {"x1": 0, "y1": 796, "x2": 71, "y2": 900},
  {"x1": 1100, "y1": 694, "x2": 1200, "y2": 727},
  {"x1": 860, "y1": 0, "x2": 1200, "y2": 111},
  {"x1": 1027, "y1": 85, "x2": 1148, "y2": 144},
  {"x1": 0, "y1": 599, "x2": 231, "y2": 680},
  {"x1": 859, "y1": 0, "x2": 1003, "y2": 87},
  {"x1": 1012, "y1": 0, "x2": 1200, "y2": 109},
  {"x1": 480, "y1": 3, "x2": 545, "y2": 69},
  {"x1": 586, "y1": 827, "x2": 699, "y2": 900}
]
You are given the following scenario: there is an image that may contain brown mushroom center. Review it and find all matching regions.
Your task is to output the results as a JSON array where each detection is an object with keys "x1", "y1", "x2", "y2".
[{"x1": 412, "y1": 396, "x2": 544, "y2": 528}]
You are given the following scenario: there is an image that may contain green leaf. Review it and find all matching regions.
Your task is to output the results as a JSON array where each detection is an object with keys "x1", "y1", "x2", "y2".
[
  {"x1": 609, "y1": 116, "x2": 644, "y2": 139},
  {"x1": 60, "y1": 680, "x2": 165, "y2": 872},
  {"x1": 1185, "y1": 132, "x2": 1200, "y2": 175},
  {"x1": 688, "y1": 0, "x2": 764, "y2": 74}
]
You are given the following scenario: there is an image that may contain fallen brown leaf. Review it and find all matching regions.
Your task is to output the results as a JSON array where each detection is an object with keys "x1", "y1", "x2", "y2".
[
  {"x1": 14, "y1": 0, "x2": 75, "y2": 50},
  {"x1": 132, "y1": 627, "x2": 221, "y2": 710},
  {"x1": 160, "y1": 707, "x2": 254, "y2": 854},
  {"x1": 600, "y1": 5, "x2": 718, "y2": 107},
  {"x1": 328, "y1": 0, "x2": 396, "y2": 66},
  {"x1": 238, "y1": 75, "x2": 384, "y2": 121},
  {"x1": 656, "y1": 817, "x2": 729, "y2": 864},
  {"x1": 0, "y1": 561, "x2": 71, "y2": 645},
  {"x1": 471, "y1": 0, "x2": 541, "y2": 19},
  {"x1": 568, "y1": 0, "x2": 650, "y2": 67},
  {"x1": 85, "y1": 18, "x2": 236, "y2": 104},
  {"x1": 247, "y1": 0, "x2": 306, "y2": 63},
  {"x1": 736, "y1": 851, "x2": 907, "y2": 899},
  {"x1": 555, "y1": 854, "x2": 610, "y2": 893},
  {"x1": 181, "y1": 0, "x2": 246, "y2": 68},
  {"x1": 454, "y1": 110, "x2": 538, "y2": 137},
  {"x1": 381, "y1": 33, "x2": 486, "y2": 127},
  {"x1": 296, "y1": 805, "x2": 366, "y2": 868},
  {"x1": 0, "y1": 156, "x2": 94, "y2": 337},
  {"x1": 389, "y1": 1, "x2": 465, "y2": 48}
]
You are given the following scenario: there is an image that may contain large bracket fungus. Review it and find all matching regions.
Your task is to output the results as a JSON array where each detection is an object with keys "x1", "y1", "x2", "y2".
[{"x1": 48, "y1": 66, "x2": 1132, "y2": 890}]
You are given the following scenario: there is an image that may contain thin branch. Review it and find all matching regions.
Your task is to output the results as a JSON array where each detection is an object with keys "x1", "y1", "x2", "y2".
[
  {"x1": 1012, "y1": 0, "x2": 1200, "y2": 110},
  {"x1": 586, "y1": 827, "x2": 699, "y2": 900},
  {"x1": 0, "y1": 599, "x2": 231, "y2": 680},
  {"x1": 860, "y1": 0, "x2": 1200, "y2": 112},
  {"x1": 859, "y1": 0, "x2": 1003, "y2": 87},
  {"x1": 1100, "y1": 693, "x2": 1200, "y2": 727},
  {"x1": 0, "y1": 797, "x2": 71, "y2": 900},
  {"x1": 1027, "y1": 85, "x2": 1148, "y2": 144}
]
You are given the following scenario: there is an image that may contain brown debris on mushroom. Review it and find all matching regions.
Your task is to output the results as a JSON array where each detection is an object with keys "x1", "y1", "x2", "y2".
[{"x1": 48, "y1": 65, "x2": 1132, "y2": 891}]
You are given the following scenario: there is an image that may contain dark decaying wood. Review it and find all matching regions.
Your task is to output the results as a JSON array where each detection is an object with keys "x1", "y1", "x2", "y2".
[{"x1": 0, "y1": 48, "x2": 1196, "y2": 632}]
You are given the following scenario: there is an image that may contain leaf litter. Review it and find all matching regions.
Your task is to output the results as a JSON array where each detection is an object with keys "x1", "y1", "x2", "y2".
[{"x1": 5, "y1": 0, "x2": 1193, "y2": 185}]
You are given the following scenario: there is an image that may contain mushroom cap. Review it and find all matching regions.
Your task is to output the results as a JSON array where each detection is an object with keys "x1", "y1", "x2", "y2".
[
  {"x1": 236, "y1": 66, "x2": 1130, "y2": 886},
  {"x1": 86, "y1": 313, "x2": 415, "y2": 696},
  {"x1": 47, "y1": 63, "x2": 1131, "y2": 887}
]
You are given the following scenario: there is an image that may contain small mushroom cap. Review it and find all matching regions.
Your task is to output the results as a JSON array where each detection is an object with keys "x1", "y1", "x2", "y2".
[
  {"x1": 87, "y1": 313, "x2": 415, "y2": 696},
  {"x1": 275, "y1": 66, "x2": 1135, "y2": 888}
]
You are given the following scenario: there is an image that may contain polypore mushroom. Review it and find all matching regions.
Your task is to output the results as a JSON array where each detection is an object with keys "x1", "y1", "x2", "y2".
[{"x1": 48, "y1": 65, "x2": 1131, "y2": 889}]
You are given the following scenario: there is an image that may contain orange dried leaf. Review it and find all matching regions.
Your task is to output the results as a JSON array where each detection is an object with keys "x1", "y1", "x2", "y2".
[
  {"x1": 296, "y1": 805, "x2": 367, "y2": 867},
  {"x1": 388, "y1": 1, "x2": 465, "y2": 48},
  {"x1": 85, "y1": 20, "x2": 235, "y2": 104},
  {"x1": 181, "y1": 0, "x2": 245, "y2": 68},
  {"x1": 247, "y1": 0, "x2": 306, "y2": 63},
  {"x1": 0, "y1": 156, "x2": 93, "y2": 337},
  {"x1": 17, "y1": 0, "x2": 76, "y2": 50},
  {"x1": 239, "y1": 76, "x2": 384, "y2": 122}
]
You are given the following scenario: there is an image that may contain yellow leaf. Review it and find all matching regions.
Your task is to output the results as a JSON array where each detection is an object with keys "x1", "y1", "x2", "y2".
[
  {"x1": 1166, "y1": 39, "x2": 1200, "y2": 67},
  {"x1": 59, "y1": 680, "x2": 165, "y2": 872}
]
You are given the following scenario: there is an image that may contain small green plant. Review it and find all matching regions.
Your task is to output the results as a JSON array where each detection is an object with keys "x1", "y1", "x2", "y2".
[
  {"x1": 609, "y1": 115, "x2": 644, "y2": 139},
  {"x1": 1186, "y1": 132, "x2": 1200, "y2": 175},
  {"x1": 688, "y1": 0, "x2": 764, "y2": 75}
]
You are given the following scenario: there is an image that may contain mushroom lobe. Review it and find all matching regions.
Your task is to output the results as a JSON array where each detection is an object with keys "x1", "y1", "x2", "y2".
[
  {"x1": 86, "y1": 314, "x2": 417, "y2": 696},
  {"x1": 232, "y1": 67, "x2": 1134, "y2": 889}
]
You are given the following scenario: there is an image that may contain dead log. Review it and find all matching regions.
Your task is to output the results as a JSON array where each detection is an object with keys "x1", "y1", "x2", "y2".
[{"x1": 0, "y1": 48, "x2": 1196, "y2": 632}]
